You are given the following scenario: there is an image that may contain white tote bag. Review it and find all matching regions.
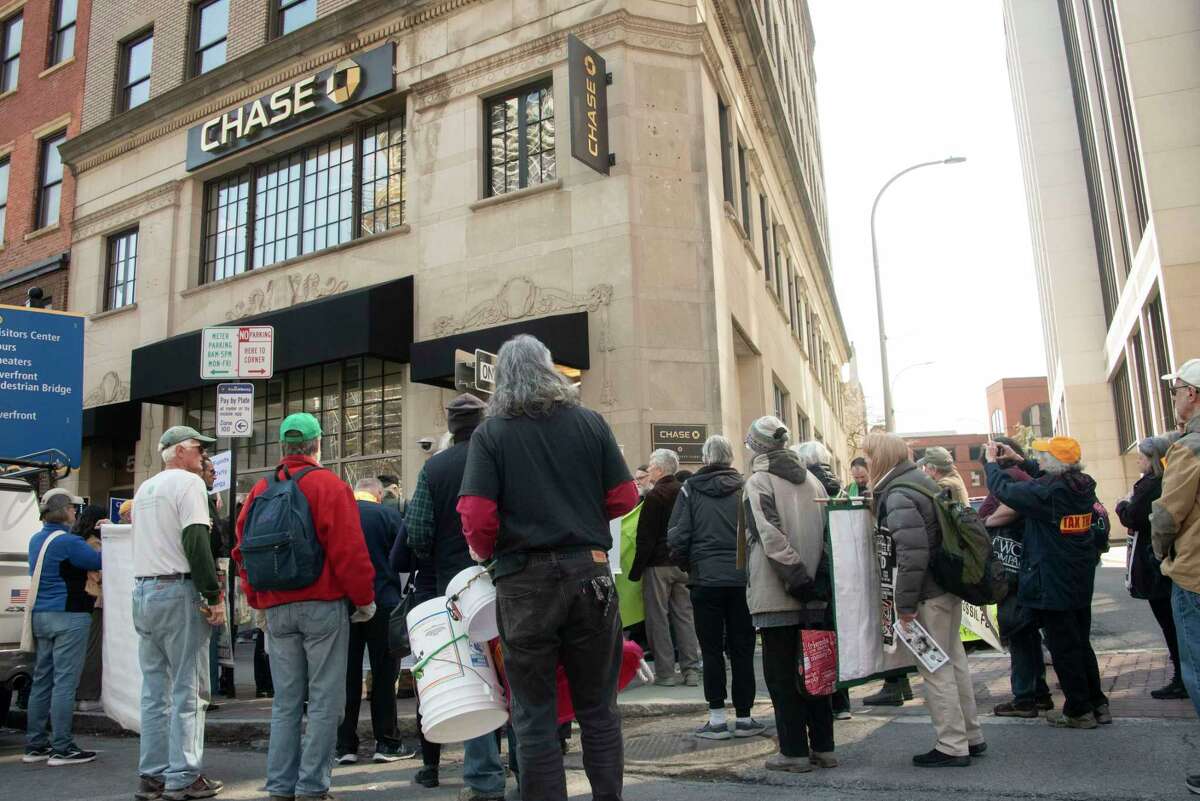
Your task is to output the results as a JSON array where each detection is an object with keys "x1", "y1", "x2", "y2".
[{"x1": 19, "y1": 531, "x2": 65, "y2": 653}]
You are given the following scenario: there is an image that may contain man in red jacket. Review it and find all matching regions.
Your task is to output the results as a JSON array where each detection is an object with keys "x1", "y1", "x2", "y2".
[{"x1": 233, "y1": 413, "x2": 375, "y2": 801}]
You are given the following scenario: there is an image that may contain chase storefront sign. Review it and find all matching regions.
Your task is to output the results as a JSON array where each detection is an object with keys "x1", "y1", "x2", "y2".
[{"x1": 185, "y1": 43, "x2": 395, "y2": 171}]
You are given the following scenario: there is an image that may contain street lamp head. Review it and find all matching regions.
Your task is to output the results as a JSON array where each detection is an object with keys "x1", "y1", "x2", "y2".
[{"x1": 943, "y1": 156, "x2": 967, "y2": 164}]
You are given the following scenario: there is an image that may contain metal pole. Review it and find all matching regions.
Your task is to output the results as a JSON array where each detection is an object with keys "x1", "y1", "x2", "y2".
[{"x1": 869, "y1": 158, "x2": 966, "y2": 431}]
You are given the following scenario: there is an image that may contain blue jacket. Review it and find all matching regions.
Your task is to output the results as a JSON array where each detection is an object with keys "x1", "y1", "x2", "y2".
[
  {"x1": 28, "y1": 523, "x2": 102, "y2": 613},
  {"x1": 984, "y1": 461, "x2": 1099, "y2": 611},
  {"x1": 356, "y1": 499, "x2": 406, "y2": 609}
]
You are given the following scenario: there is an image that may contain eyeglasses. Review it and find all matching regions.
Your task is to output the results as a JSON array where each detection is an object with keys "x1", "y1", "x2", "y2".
[{"x1": 1171, "y1": 383, "x2": 1196, "y2": 394}]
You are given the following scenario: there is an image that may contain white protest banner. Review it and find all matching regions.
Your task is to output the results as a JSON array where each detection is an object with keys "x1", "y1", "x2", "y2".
[{"x1": 211, "y1": 450, "x2": 232, "y2": 494}]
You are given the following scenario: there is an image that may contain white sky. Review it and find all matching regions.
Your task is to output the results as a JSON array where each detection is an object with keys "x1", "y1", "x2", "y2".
[{"x1": 809, "y1": 0, "x2": 1047, "y2": 434}]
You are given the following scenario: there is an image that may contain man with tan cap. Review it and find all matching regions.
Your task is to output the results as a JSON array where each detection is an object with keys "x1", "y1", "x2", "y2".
[
  {"x1": 132, "y1": 426, "x2": 224, "y2": 801},
  {"x1": 1151, "y1": 358, "x2": 1200, "y2": 795},
  {"x1": 984, "y1": 435, "x2": 1108, "y2": 729},
  {"x1": 917, "y1": 446, "x2": 969, "y2": 505}
]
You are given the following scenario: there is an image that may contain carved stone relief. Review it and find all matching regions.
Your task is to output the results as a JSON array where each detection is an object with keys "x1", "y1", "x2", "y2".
[
  {"x1": 224, "y1": 272, "x2": 350, "y2": 321},
  {"x1": 84, "y1": 371, "x2": 131, "y2": 408}
]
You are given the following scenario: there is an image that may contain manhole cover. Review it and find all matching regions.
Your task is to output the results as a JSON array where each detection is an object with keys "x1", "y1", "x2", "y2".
[{"x1": 623, "y1": 731, "x2": 777, "y2": 766}]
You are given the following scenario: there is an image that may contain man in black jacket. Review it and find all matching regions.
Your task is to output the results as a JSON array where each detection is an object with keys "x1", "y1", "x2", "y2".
[
  {"x1": 406, "y1": 394, "x2": 506, "y2": 801},
  {"x1": 630, "y1": 448, "x2": 700, "y2": 687}
]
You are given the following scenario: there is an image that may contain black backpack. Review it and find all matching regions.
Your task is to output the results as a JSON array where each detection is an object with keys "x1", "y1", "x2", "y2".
[
  {"x1": 890, "y1": 481, "x2": 1009, "y2": 607},
  {"x1": 240, "y1": 464, "x2": 326, "y2": 591}
]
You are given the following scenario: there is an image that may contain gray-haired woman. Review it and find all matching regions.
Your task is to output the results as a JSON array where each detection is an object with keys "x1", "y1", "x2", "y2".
[
  {"x1": 667, "y1": 436, "x2": 762, "y2": 739},
  {"x1": 1116, "y1": 435, "x2": 1184, "y2": 699}
]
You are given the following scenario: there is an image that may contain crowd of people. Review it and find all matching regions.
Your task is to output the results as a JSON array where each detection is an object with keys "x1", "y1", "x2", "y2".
[{"x1": 16, "y1": 342, "x2": 1200, "y2": 798}]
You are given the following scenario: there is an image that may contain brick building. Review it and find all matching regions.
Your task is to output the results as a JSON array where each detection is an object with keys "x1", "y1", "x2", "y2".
[
  {"x1": 903, "y1": 431, "x2": 990, "y2": 499},
  {"x1": 0, "y1": 0, "x2": 90, "y2": 311},
  {"x1": 986, "y1": 376, "x2": 1051, "y2": 438}
]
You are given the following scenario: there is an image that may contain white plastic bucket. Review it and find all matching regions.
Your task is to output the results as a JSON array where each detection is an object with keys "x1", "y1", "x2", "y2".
[
  {"x1": 407, "y1": 596, "x2": 508, "y2": 744},
  {"x1": 445, "y1": 565, "x2": 499, "y2": 643}
]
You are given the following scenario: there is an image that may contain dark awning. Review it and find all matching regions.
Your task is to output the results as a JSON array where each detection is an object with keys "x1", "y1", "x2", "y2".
[
  {"x1": 130, "y1": 276, "x2": 413, "y2": 403},
  {"x1": 409, "y1": 311, "x2": 590, "y2": 389},
  {"x1": 83, "y1": 401, "x2": 142, "y2": 440}
]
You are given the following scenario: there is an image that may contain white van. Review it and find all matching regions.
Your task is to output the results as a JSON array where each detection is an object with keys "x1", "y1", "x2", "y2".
[{"x1": 0, "y1": 476, "x2": 40, "y2": 725}]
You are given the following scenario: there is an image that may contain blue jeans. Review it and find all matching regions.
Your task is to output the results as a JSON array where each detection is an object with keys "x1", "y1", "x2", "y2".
[
  {"x1": 133, "y1": 578, "x2": 212, "y2": 790},
  {"x1": 266, "y1": 600, "x2": 349, "y2": 798},
  {"x1": 464, "y1": 732, "x2": 506, "y2": 794},
  {"x1": 1172, "y1": 584, "x2": 1200, "y2": 719},
  {"x1": 1008, "y1": 624, "x2": 1050, "y2": 703},
  {"x1": 25, "y1": 611, "x2": 92, "y2": 753}
]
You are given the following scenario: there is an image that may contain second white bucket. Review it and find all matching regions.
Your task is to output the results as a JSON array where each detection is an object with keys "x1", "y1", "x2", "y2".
[
  {"x1": 445, "y1": 565, "x2": 499, "y2": 643},
  {"x1": 406, "y1": 596, "x2": 508, "y2": 744}
]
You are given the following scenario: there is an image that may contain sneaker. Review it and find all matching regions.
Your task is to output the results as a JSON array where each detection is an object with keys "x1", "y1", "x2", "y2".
[
  {"x1": 137, "y1": 776, "x2": 167, "y2": 801},
  {"x1": 47, "y1": 747, "x2": 97, "y2": 766},
  {"x1": 912, "y1": 748, "x2": 969, "y2": 767},
  {"x1": 1187, "y1": 774, "x2": 1200, "y2": 795},
  {"x1": 1152, "y1": 677, "x2": 1188, "y2": 700},
  {"x1": 336, "y1": 753, "x2": 358, "y2": 765},
  {"x1": 457, "y1": 789, "x2": 505, "y2": 801},
  {"x1": 765, "y1": 753, "x2": 813, "y2": 773},
  {"x1": 809, "y1": 751, "x2": 838, "y2": 768},
  {"x1": 993, "y1": 700, "x2": 1039, "y2": 718},
  {"x1": 1045, "y1": 710, "x2": 1098, "y2": 730},
  {"x1": 414, "y1": 766, "x2": 439, "y2": 788},
  {"x1": 683, "y1": 670, "x2": 701, "y2": 687},
  {"x1": 162, "y1": 776, "x2": 224, "y2": 800},
  {"x1": 863, "y1": 682, "x2": 905, "y2": 707},
  {"x1": 733, "y1": 718, "x2": 767, "y2": 738},
  {"x1": 834, "y1": 709, "x2": 852, "y2": 721},
  {"x1": 694, "y1": 721, "x2": 732, "y2": 740},
  {"x1": 1093, "y1": 704, "x2": 1113, "y2": 725},
  {"x1": 653, "y1": 673, "x2": 680, "y2": 687},
  {"x1": 373, "y1": 743, "x2": 418, "y2": 762},
  {"x1": 969, "y1": 742, "x2": 987, "y2": 757},
  {"x1": 22, "y1": 746, "x2": 52, "y2": 763},
  {"x1": 1035, "y1": 696, "x2": 1055, "y2": 711},
  {"x1": 256, "y1": 690, "x2": 274, "y2": 699},
  {"x1": 76, "y1": 700, "x2": 104, "y2": 713}
]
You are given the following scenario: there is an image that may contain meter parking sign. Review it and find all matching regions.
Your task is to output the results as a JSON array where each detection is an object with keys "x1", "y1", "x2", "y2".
[{"x1": 217, "y1": 383, "x2": 254, "y2": 438}]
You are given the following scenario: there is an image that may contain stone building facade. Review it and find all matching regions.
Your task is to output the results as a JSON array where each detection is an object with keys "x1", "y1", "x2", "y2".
[
  {"x1": 61, "y1": 0, "x2": 853, "y2": 505},
  {"x1": 1004, "y1": 0, "x2": 1199, "y2": 508}
]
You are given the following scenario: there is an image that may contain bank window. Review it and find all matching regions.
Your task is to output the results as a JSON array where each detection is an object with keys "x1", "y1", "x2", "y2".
[
  {"x1": 192, "y1": 0, "x2": 228, "y2": 76},
  {"x1": 737, "y1": 144, "x2": 750, "y2": 233},
  {"x1": 718, "y1": 99, "x2": 734, "y2": 204},
  {"x1": 119, "y1": 31, "x2": 153, "y2": 111},
  {"x1": 759, "y1": 195, "x2": 772, "y2": 284},
  {"x1": 48, "y1": 0, "x2": 76, "y2": 66},
  {"x1": 360, "y1": 114, "x2": 406, "y2": 235},
  {"x1": 773, "y1": 381, "x2": 789, "y2": 426},
  {"x1": 1, "y1": 13, "x2": 20, "y2": 93},
  {"x1": 37, "y1": 131, "x2": 66, "y2": 229},
  {"x1": 275, "y1": 0, "x2": 316, "y2": 38},
  {"x1": 203, "y1": 170, "x2": 250, "y2": 282},
  {"x1": 486, "y1": 81, "x2": 556, "y2": 197},
  {"x1": 1110, "y1": 358, "x2": 1136, "y2": 452},
  {"x1": 105, "y1": 227, "x2": 139, "y2": 310},
  {"x1": 0, "y1": 157, "x2": 8, "y2": 241}
]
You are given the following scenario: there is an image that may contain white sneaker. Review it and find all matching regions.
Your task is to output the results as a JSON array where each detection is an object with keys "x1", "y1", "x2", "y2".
[{"x1": 336, "y1": 753, "x2": 358, "y2": 765}]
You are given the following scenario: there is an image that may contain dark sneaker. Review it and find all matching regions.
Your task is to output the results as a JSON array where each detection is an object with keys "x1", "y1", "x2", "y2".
[
  {"x1": 683, "y1": 670, "x2": 701, "y2": 687},
  {"x1": 1045, "y1": 710, "x2": 1098, "y2": 730},
  {"x1": 414, "y1": 766, "x2": 439, "y2": 788},
  {"x1": 162, "y1": 776, "x2": 224, "y2": 800},
  {"x1": 993, "y1": 700, "x2": 1039, "y2": 718},
  {"x1": 733, "y1": 718, "x2": 767, "y2": 738},
  {"x1": 1093, "y1": 704, "x2": 1113, "y2": 725},
  {"x1": 969, "y1": 742, "x2": 987, "y2": 757},
  {"x1": 694, "y1": 721, "x2": 732, "y2": 740},
  {"x1": 268, "y1": 797, "x2": 295, "y2": 801},
  {"x1": 809, "y1": 751, "x2": 838, "y2": 768},
  {"x1": 373, "y1": 743, "x2": 418, "y2": 763},
  {"x1": 912, "y1": 748, "x2": 969, "y2": 767},
  {"x1": 653, "y1": 674, "x2": 680, "y2": 687},
  {"x1": 335, "y1": 753, "x2": 358, "y2": 765},
  {"x1": 297, "y1": 795, "x2": 335, "y2": 801},
  {"x1": 1152, "y1": 677, "x2": 1188, "y2": 700},
  {"x1": 765, "y1": 753, "x2": 813, "y2": 773},
  {"x1": 136, "y1": 775, "x2": 166, "y2": 800},
  {"x1": 22, "y1": 746, "x2": 52, "y2": 763},
  {"x1": 47, "y1": 747, "x2": 97, "y2": 766},
  {"x1": 1187, "y1": 774, "x2": 1200, "y2": 795},
  {"x1": 863, "y1": 683, "x2": 905, "y2": 707},
  {"x1": 457, "y1": 789, "x2": 505, "y2": 801},
  {"x1": 1035, "y1": 696, "x2": 1055, "y2": 711}
]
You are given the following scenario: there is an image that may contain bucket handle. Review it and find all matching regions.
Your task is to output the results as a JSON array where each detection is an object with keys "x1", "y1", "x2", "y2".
[
  {"x1": 444, "y1": 562, "x2": 496, "y2": 621},
  {"x1": 412, "y1": 633, "x2": 470, "y2": 680}
]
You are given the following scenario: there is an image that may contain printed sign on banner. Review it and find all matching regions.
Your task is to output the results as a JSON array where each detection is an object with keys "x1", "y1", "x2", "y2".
[
  {"x1": 876, "y1": 524, "x2": 898, "y2": 652},
  {"x1": 210, "y1": 451, "x2": 232, "y2": 494},
  {"x1": 960, "y1": 602, "x2": 1003, "y2": 651}
]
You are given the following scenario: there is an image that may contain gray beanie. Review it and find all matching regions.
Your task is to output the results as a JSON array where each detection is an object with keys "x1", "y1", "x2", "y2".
[
  {"x1": 447, "y1": 393, "x2": 487, "y2": 435},
  {"x1": 745, "y1": 415, "x2": 789, "y2": 454}
]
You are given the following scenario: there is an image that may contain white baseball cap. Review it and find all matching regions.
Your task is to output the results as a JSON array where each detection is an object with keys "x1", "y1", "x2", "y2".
[
  {"x1": 1163, "y1": 358, "x2": 1200, "y2": 389},
  {"x1": 40, "y1": 487, "x2": 84, "y2": 514}
]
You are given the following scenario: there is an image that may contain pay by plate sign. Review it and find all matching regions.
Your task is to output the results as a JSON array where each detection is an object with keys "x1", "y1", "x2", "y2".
[{"x1": 0, "y1": 304, "x2": 85, "y2": 466}]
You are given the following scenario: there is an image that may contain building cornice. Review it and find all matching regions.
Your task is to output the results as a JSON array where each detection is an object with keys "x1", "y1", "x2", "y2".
[{"x1": 72, "y1": 182, "x2": 182, "y2": 241}]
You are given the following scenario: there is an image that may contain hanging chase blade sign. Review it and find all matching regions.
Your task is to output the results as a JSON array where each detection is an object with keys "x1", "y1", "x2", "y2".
[
  {"x1": 186, "y1": 43, "x2": 395, "y2": 171},
  {"x1": 567, "y1": 35, "x2": 610, "y2": 176}
]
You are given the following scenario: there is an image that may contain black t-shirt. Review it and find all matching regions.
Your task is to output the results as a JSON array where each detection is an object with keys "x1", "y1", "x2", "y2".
[{"x1": 459, "y1": 404, "x2": 632, "y2": 556}]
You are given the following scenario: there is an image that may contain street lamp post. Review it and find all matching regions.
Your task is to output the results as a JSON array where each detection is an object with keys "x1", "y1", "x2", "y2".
[{"x1": 871, "y1": 157, "x2": 966, "y2": 431}]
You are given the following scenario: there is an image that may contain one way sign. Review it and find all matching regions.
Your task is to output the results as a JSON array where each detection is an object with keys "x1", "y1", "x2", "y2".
[{"x1": 202, "y1": 326, "x2": 274, "y2": 380}]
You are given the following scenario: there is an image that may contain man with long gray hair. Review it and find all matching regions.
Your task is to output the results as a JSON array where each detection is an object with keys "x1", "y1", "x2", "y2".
[{"x1": 458, "y1": 335, "x2": 639, "y2": 801}]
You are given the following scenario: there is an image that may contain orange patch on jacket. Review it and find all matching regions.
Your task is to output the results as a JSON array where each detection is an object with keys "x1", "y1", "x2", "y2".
[{"x1": 1060, "y1": 513, "x2": 1093, "y2": 535}]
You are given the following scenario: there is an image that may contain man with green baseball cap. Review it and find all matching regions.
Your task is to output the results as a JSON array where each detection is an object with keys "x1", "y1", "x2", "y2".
[
  {"x1": 159, "y1": 426, "x2": 217, "y2": 451},
  {"x1": 234, "y1": 410, "x2": 375, "y2": 800}
]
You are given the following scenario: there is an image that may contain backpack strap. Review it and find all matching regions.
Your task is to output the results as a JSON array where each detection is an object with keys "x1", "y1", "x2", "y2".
[{"x1": 271, "y1": 463, "x2": 326, "y2": 483}]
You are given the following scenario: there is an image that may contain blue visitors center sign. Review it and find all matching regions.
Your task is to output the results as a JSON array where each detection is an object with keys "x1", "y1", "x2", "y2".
[{"x1": 0, "y1": 304, "x2": 85, "y2": 467}]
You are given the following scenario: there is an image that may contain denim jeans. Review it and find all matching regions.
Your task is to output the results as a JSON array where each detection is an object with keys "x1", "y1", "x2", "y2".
[
  {"x1": 266, "y1": 600, "x2": 349, "y2": 798},
  {"x1": 496, "y1": 551, "x2": 623, "y2": 801},
  {"x1": 463, "y1": 731, "x2": 506, "y2": 795},
  {"x1": 25, "y1": 611, "x2": 92, "y2": 753},
  {"x1": 1172, "y1": 584, "x2": 1200, "y2": 719},
  {"x1": 1008, "y1": 624, "x2": 1050, "y2": 704},
  {"x1": 133, "y1": 578, "x2": 212, "y2": 790}
]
